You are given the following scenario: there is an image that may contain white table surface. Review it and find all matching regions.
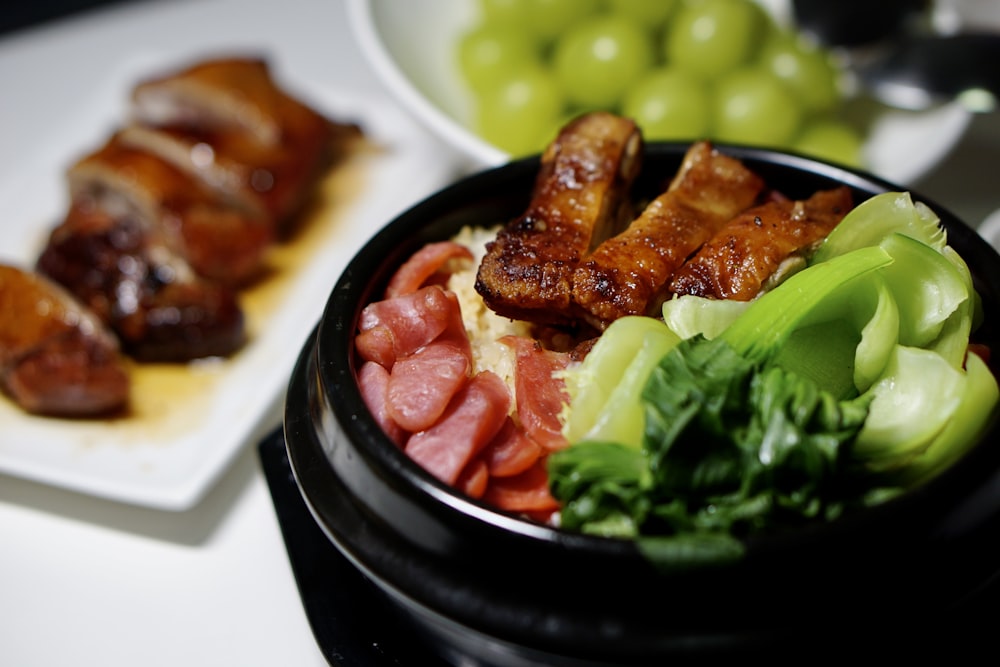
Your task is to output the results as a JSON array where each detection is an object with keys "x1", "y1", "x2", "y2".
[{"x1": 2, "y1": 2, "x2": 1000, "y2": 666}]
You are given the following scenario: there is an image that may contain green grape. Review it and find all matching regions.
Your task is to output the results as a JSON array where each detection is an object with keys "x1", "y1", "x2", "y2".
[
  {"x1": 457, "y1": 23, "x2": 542, "y2": 92},
  {"x1": 622, "y1": 67, "x2": 710, "y2": 140},
  {"x1": 535, "y1": 109, "x2": 582, "y2": 150},
  {"x1": 552, "y1": 13, "x2": 655, "y2": 109},
  {"x1": 602, "y1": 0, "x2": 678, "y2": 28},
  {"x1": 711, "y1": 66, "x2": 803, "y2": 147},
  {"x1": 792, "y1": 119, "x2": 863, "y2": 167},
  {"x1": 664, "y1": 0, "x2": 771, "y2": 80},
  {"x1": 475, "y1": 66, "x2": 565, "y2": 156},
  {"x1": 478, "y1": 0, "x2": 530, "y2": 25},
  {"x1": 459, "y1": 0, "x2": 868, "y2": 168},
  {"x1": 757, "y1": 31, "x2": 843, "y2": 113},
  {"x1": 525, "y1": 0, "x2": 602, "y2": 41}
]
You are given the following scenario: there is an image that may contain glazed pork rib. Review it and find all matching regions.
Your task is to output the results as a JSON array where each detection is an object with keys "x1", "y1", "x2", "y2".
[
  {"x1": 67, "y1": 131, "x2": 274, "y2": 287},
  {"x1": 475, "y1": 112, "x2": 643, "y2": 325},
  {"x1": 669, "y1": 186, "x2": 854, "y2": 301},
  {"x1": 0, "y1": 264, "x2": 129, "y2": 416},
  {"x1": 126, "y1": 57, "x2": 362, "y2": 228},
  {"x1": 36, "y1": 203, "x2": 245, "y2": 362},
  {"x1": 572, "y1": 141, "x2": 765, "y2": 327}
]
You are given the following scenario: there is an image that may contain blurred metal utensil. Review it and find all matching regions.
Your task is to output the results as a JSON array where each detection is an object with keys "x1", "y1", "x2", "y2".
[
  {"x1": 792, "y1": 0, "x2": 1000, "y2": 112},
  {"x1": 845, "y1": 32, "x2": 1000, "y2": 112}
]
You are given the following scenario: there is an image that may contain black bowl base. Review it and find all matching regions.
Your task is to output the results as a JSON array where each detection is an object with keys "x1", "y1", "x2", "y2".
[
  {"x1": 260, "y1": 426, "x2": 999, "y2": 666},
  {"x1": 258, "y1": 425, "x2": 447, "y2": 667}
]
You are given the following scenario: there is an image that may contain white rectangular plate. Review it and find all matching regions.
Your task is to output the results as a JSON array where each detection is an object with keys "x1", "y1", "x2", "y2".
[{"x1": 0, "y1": 55, "x2": 460, "y2": 510}]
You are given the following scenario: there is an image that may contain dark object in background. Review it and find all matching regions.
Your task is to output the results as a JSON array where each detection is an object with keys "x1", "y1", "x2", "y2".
[
  {"x1": 792, "y1": 0, "x2": 929, "y2": 46},
  {"x1": 794, "y1": 0, "x2": 1000, "y2": 112},
  {"x1": 0, "y1": 0, "x2": 143, "y2": 36}
]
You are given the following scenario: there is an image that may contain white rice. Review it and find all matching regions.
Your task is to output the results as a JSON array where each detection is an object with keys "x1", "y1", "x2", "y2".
[{"x1": 446, "y1": 225, "x2": 532, "y2": 393}]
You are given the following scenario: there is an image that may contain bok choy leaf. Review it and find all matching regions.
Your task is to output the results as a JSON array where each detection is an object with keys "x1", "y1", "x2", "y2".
[{"x1": 550, "y1": 192, "x2": 998, "y2": 562}]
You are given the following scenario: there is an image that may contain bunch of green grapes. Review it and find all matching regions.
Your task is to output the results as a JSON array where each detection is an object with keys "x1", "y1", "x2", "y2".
[{"x1": 456, "y1": 0, "x2": 863, "y2": 166}]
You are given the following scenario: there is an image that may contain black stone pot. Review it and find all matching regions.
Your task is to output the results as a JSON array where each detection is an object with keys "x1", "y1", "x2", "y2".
[{"x1": 283, "y1": 144, "x2": 1000, "y2": 666}]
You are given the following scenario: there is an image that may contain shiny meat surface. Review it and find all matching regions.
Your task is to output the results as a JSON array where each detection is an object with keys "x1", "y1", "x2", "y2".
[
  {"x1": 475, "y1": 112, "x2": 642, "y2": 325},
  {"x1": 127, "y1": 57, "x2": 361, "y2": 227},
  {"x1": 1, "y1": 55, "x2": 363, "y2": 418},
  {"x1": 572, "y1": 141, "x2": 765, "y2": 326},
  {"x1": 0, "y1": 264, "x2": 129, "y2": 416},
  {"x1": 669, "y1": 186, "x2": 854, "y2": 300},
  {"x1": 131, "y1": 57, "x2": 290, "y2": 146},
  {"x1": 36, "y1": 203, "x2": 245, "y2": 362},
  {"x1": 68, "y1": 132, "x2": 274, "y2": 287}
]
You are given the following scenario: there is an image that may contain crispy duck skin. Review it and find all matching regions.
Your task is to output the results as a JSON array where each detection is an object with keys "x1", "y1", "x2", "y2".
[
  {"x1": 131, "y1": 57, "x2": 293, "y2": 147},
  {"x1": 67, "y1": 132, "x2": 273, "y2": 287},
  {"x1": 571, "y1": 141, "x2": 765, "y2": 327},
  {"x1": 36, "y1": 203, "x2": 245, "y2": 363},
  {"x1": 0, "y1": 264, "x2": 129, "y2": 416},
  {"x1": 126, "y1": 57, "x2": 362, "y2": 227},
  {"x1": 475, "y1": 112, "x2": 643, "y2": 325},
  {"x1": 669, "y1": 186, "x2": 854, "y2": 301}
]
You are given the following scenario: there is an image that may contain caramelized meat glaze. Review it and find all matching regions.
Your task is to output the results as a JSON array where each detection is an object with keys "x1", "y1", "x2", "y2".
[{"x1": 477, "y1": 112, "x2": 855, "y2": 333}]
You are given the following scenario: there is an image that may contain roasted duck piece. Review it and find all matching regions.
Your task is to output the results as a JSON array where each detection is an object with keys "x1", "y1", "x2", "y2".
[
  {"x1": 475, "y1": 112, "x2": 642, "y2": 325},
  {"x1": 1, "y1": 55, "x2": 364, "y2": 419},
  {"x1": 669, "y1": 186, "x2": 854, "y2": 301},
  {"x1": 131, "y1": 56, "x2": 295, "y2": 147},
  {"x1": 67, "y1": 132, "x2": 273, "y2": 287},
  {"x1": 0, "y1": 264, "x2": 129, "y2": 416},
  {"x1": 572, "y1": 141, "x2": 765, "y2": 327},
  {"x1": 126, "y1": 57, "x2": 362, "y2": 228},
  {"x1": 36, "y1": 202, "x2": 245, "y2": 362}
]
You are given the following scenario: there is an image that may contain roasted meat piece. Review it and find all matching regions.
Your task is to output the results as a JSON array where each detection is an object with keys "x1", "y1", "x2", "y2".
[
  {"x1": 126, "y1": 57, "x2": 362, "y2": 228},
  {"x1": 67, "y1": 132, "x2": 273, "y2": 287},
  {"x1": 475, "y1": 112, "x2": 643, "y2": 325},
  {"x1": 572, "y1": 141, "x2": 765, "y2": 327},
  {"x1": 669, "y1": 186, "x2": 854, "y2": 300},
  {"x1": 131, "y1": 56, "x2": 295, "y2": 146},
  {"x1": 3, "y1": 55, "x2": 365, "y2": 419},
  {"x1": 0, "y1": 264, "x2": 129, "y2": 416},
  {"x1": 36, "y1": 203, "x2": 245, "y2": 362}
]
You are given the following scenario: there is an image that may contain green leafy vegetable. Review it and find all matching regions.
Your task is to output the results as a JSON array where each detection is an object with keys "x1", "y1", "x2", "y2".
[
  {"x1": 893, "y1": 349, "x2": 998, "y2": 485},
  {"x1": 548, "y1": 441, "x2": 651, "y2": 537},
  {"x1": 717, "y1": 245, "x2": 892, "y2": 364},
  {"x1": 661, "y1": 293, "x2": 749, "y2": 340},
  {"x1": 642, "y1": 338, "x2": 869, "y2": 515},
  {"x1": 551, "y1": 191, "x2": 999, "y2": 567},
  {"x1": 810, "y1": 191, "x2": 946, "y2": 263},
  {"x1": 561, "y1": 316, "x2": 680, "y2": 447},
  {"x1": 853, "y1": 345, "x2": 964, "y2": 468}
]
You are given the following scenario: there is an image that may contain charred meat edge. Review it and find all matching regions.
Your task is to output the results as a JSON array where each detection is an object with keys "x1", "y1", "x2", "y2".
[
  {"x1": 475, "y1": 112, "x2": 643, "y2": 326},
  {"x1": 572, "y1": 141, "x2": 765, "y2": 328}
]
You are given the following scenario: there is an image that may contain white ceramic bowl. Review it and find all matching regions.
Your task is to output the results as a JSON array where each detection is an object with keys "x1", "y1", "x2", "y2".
[{"x1": 346, "y1": 0, "x2": 971, "y2": 184}]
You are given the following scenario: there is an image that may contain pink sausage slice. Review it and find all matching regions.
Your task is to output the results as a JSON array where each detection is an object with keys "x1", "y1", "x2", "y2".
[
  {"x1": 501, "y1": 335, "x2": 571, "y2": 451},
  {"x1": 356, "y1": 285, "x2": 461, "y2": 368},
  {"x1": 386, "y1": 341, "x2": 471, "y2": 433},
  {"x1": 357, "y1": 360, "x2": 407, "y2": 446},
  {"x1": 385, "y1": 241, "x2": 473, "y2": 298},
  {"x1": 405, "y1": 370, "x2": 512, "y2": 485},
  {"x1": 481, "y1": 417, "x2": 543, "y2": 478}
]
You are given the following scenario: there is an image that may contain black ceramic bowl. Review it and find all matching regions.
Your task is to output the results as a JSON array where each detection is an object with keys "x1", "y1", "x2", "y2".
[{"x1": 283, "y1": 144, "x2": 1000, "y2": 665}]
